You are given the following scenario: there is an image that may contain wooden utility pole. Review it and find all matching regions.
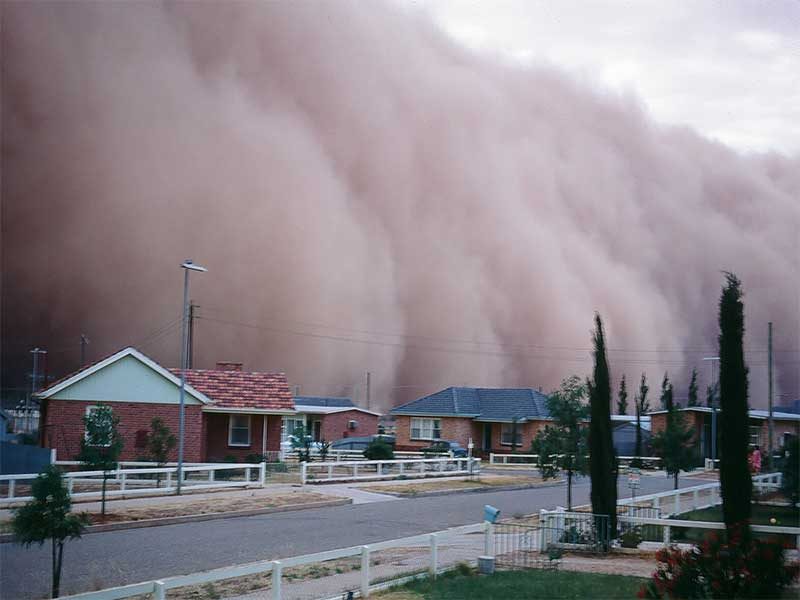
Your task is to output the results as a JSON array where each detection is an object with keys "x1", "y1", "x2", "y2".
[
  {"x1": 366, "y1": 371, "x2": 371, "y2": 411},
  {"x1": 768, "y1": 322, "x2": 774, "y2": 470},
  {"x1": 187, "y1": 301, "x2": 197, "y2": 369}
]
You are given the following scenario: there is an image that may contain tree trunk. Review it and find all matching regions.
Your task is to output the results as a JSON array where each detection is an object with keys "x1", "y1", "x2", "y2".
[
  {"x1": 674, "y1": 472, "x2": 679, "y2": 490},
  {"x1": 101, "y1": 473, "x2": 108, "y2": 517},
  {"x1": 567, "y1": 469, "x2": 573, "y2": 510}
]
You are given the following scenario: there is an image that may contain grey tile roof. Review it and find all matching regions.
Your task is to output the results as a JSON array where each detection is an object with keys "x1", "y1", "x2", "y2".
[
  {"x1": 391, "y1": 387, "x2": 550, "y2": 421},
  {"x1": 293, "y1": 396, "x2": 353, "y2": 408}
]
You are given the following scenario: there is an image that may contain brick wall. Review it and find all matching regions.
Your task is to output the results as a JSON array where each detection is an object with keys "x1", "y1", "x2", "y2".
[
  {"x1": 204, "y1": 414, "x2": 284, "y2": 462},
  {"x1": 42, "y1": 399, "x2": 204, "y2": 462},
  {"x1": 320, "y1": 410, "x2": 379, "y2": 441},
  {"x1": 394, "y1": 416, "x2": 476, "y2": 449}
]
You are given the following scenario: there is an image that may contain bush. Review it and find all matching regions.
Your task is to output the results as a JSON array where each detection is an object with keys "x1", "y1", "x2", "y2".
[
  {"x1": 620, "y1": 527, "x2": 643, "y2": 549},
  {"x1": 363, "y1": 439, "x2": 394, "y2": 460},
  {"x1": 639, "y1": 526, "x2": 799, "y2": 599},
  {"x1": 781, "y1": 437, "x2": 798, "y2": 505}
]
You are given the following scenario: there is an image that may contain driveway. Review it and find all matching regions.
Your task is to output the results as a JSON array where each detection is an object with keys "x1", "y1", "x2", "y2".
[{"x1": 0, "y1": 473, "x2": 702, "y2": 599}]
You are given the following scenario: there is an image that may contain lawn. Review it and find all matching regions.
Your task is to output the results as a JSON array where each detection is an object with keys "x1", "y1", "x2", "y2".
[
  {"x1": 377, "y1": 569, "x2": 646, "y2": 599},
  {"x1": 670, "y1": 503, "x2": 798, "y2": 544},
  {"x1": 367, "y1": 476, "x2": 544, "y2": 495}
]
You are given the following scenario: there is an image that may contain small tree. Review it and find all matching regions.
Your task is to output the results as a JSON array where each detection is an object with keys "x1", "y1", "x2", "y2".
[
  {"x1": 651, "y1": 395, "x2": 695, "y2": 489},
  {"x1": 76, "y1": 404, "x2": 123, "y2": 517},
  {"x1": 588, "y1": 313, "x2": 617, "y2": 537},
  {"x1": 363, "y1": 438, "x2": 394, "y2": 460},
  {"x1": 659, "y1": 373, "x2": 672, "y2": 410},
  {"x1": 705, "y1": 383, "x2": 718, "y2": 408},
  {"x1": 687, "y1": 368, "x2": 699, "y2": 407},
  {"x1": 290, "y1": 425, "x2": 314, "y2": 462},
  {"x1": 12, "y1": 466, "x2": 89, "y2": 598},
  {"x1": 146, "y1": 417, "x2": 176, "y2": 487},
  {"x1": 718, "y1": 273, "x2": 752, "y2": 531},
  {"x1": 531, "y1": 375, "x2": 589, "y2": 509},
  {"x1": 632, "y1": 373, "x2": 650, "y2": 468},
  {"x1": 319, "y1": 439, "x2": 332, "y2": 462},
  {"x1": 616, "y1": 374, "x2": 628, "y2": 415}
]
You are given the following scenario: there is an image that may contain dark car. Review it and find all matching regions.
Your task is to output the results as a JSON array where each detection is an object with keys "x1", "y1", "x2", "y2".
[
  {"x1": 330, "y1": 435, "x2": 396, "y2": 451},
  {"x1": 421, "y1": 440, "x2": 467, "y2": 457}
]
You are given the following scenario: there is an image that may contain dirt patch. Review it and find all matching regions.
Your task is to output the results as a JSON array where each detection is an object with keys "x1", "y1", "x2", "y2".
[
  {"x1": 368, "y1": 476, "x2": 544, "y2": 495},
  {"x1": 82, "y1": 491, "x2": 333, "y2": 524}
]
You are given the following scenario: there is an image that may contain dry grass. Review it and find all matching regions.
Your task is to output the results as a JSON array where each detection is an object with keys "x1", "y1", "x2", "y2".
[{"x1": 368, "y1": 476, "x2": 544, "y2": 495}]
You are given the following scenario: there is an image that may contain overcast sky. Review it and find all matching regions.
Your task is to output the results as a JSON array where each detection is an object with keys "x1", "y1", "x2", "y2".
[{"x1": 405, "y1": 0, "x2": 800, "y2": 155}]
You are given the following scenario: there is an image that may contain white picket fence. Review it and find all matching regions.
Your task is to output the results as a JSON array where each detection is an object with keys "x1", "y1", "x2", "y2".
[
  {"x1": 301, "y1": 457, "x2": 480, "y2": 484},
  {"x1": 0, "y1": 463, "x2": 265, "y2": 506},
  {"x1": 617, "y1": 472, "x2": 783, "y2": 516},
  {"x1": 56, "y1": 521, "x2": 488, "y2": 600},
  {"x1": 284, "y1": 449, "x2": 449, "y2": 463},
  {"x1": 489, "y1": 453, "x2": 661, "y2": 469}
]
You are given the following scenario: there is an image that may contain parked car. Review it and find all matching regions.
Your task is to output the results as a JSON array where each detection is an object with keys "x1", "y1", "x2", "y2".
[
  {"x1": 330, "y1": 435, "x2": 395, "y2": 451},
  {"x1": 421, "y1": 440, "x2": 467, "y2": 457}
]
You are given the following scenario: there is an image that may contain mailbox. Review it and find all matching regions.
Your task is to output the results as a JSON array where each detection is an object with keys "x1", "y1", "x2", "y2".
[{"x1": 484, "y1": 504, "x2": 501, "y2": 523}]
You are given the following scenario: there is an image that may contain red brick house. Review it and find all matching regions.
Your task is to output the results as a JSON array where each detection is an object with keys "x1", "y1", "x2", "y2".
[
  {"x1": 36, "y1": 347, "x2": 295, "y2": 462},
  {"x1": 391, "y1": 387, "x2": 552, "y2": 455},
  {"x1": 649, "y1": 406, "x2": 800, "y2": 459},
  {"x1": 292, "y1": 396, "x2": 380, "y2": 442}
]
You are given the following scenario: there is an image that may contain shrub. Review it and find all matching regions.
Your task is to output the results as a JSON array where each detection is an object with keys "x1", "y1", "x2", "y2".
[
  {"x1": 639, "y1": 526, "x2": 799, "y2": 599},
  {"x1": 781, "y1": 437, "x2": 798, "y2": 505},
  {"x1": 620, "y1": 527, "x2": 643, "y2": 549},
  {"x1": 363, "y1": 439, "x2": 394, "y2": 460}
]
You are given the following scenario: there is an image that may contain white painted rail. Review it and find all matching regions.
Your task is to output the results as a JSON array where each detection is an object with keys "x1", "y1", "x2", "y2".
[
  {"x1": 0, "y1": 463, "x2": 265, "y2": 505},
  {"x1": 489, "y1": 453, "x2": 662, "y2": 468},
  {"x1": 55, "y1": 522, "x2": 486, "y2": 600},
  {"x1": 301, "y1": 457, "x2": 480, "y2": 484}
]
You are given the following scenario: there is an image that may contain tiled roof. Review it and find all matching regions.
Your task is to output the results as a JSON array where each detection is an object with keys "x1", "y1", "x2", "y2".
[
  {"x1": 170, "y1": 369, "x2": 293, "y2": 410},
  {"x1": 391, "y1": 387, "x2": 550, "y2": 421},
  {"x1": 294, "y1": 396, "x2": 353, "y2": 408}
]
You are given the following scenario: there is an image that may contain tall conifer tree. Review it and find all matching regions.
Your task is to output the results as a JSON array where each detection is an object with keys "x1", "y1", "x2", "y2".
[
  {"x1": 616, "y1": 374, "x2": 628, "y2": 415},
  {"x1": 718, "y1": 273, "x2": 751, "y2": 530},
  {"x1": 687, "y1": 368, "x2": 699, "y2": 407}
]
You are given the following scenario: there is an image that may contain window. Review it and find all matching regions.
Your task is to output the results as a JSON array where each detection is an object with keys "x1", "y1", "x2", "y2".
[
  {"x1": 84, "y1": 405, "x2": 112, "y2": 447},
  {"x1": 748, "y1": 425, "x2": 761, "y2": 448},
  {"x1": 228, "y1": 415, "x2": 251, "y2": 447},
  {"x1": 282, "y1": 416, "x2": 306, "y2": 442},
  {"x1": 410, "y1": 418, "x2": 441, "y2": 440},
  {"x1": 501, "y1": 423, "x2": 522, "y2": 446}
]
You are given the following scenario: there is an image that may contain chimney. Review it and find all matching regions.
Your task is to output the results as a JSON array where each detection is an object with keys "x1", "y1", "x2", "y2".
[{"x1": 216, "y1": 361, "x2": 243, "y2": 372}]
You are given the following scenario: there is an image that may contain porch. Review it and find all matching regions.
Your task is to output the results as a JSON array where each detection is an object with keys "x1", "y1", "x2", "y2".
[{"x1": 202, "y1": 410, "x2": 291, "y2": 462}]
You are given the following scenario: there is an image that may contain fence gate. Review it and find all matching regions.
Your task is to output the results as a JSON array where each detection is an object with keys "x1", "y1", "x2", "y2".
[
  {"x1": 540, "y1": 511, "x2": 613, "y2": 553},
  {"x1": 493, "y1": 523, "x2": 562, "y2": 570}
]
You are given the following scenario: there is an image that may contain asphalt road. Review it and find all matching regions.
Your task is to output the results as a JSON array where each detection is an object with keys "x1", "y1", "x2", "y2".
[{"x1": 0, "y1": 473, "x2": 702, "y2": 599}]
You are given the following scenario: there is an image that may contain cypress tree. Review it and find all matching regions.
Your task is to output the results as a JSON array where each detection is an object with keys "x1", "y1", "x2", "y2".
[
  {"x1": 660, "y1": 373, "x2": 671, "y2": 410},
  {"x1": 687, "y1": 368, "x2": 699, "y2": 407},
  {"x1": 632, "y1": 373, "x2": 649, "y2": 468},
  {"x1": 616, "y1": 374, "x2": 628, "y2": 415},
  {"x1": 718, "y1": 273, "x2": 751, "y2": 531},
  {"x1": 588, "y1": 313, "x2": 617, "y2": 538}
]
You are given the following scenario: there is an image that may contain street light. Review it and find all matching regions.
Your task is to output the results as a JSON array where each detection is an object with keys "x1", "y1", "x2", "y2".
[{"x1": 177, "y1": 260, "x2": 207, "y2": 494}]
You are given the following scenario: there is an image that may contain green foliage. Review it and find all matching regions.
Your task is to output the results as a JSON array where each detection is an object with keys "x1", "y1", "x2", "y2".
[
  {"x1": 781, "y1": 437, "x2": 799, "y2": 504},
  {"x1": 318, "y1": 439, "x2": 332, "y2": 462},
  {"x1": 76, "y1": 404, "x2": 123, "y2": 517},
  {"x1": 363, "y1": 438, "x2": 394, "y2": 460},
  {"x1": 660, "y1": 373, "x2": 673, "y2": 411},
  {"x1": 616, "y1": 374, "x2": 628, "y2": 415},
  {"x1": 12, "y1": 466, "x2": 89, "y2": 598},
  {"x1": 705, "y1": 382, "x2": 718, "y2": 408},
  {"x1": 718, "y1": 273, "x2": 752, "y2": 530},
  {"x1": 640, "y1": 528, "x2": 799, "y2": 599},
  {"x1": 145, "y1": 417, "x2": 176, "y2": 466},
  {"x1": 620, "y1": 527, "x2": 643, "y2": 548},
  {"x1": 290, "y1": 425, "x2": 314, "y2": 462},
  {"x1": 532, "y1": 375, "x2": 588, "y2": 509},
  {"x1": 651, "y1": 399, "x2": 695, "y2": 489},
  {"x1": 632, "y1": 373, "x2": 650, "y2": 468},
  {"x1": 588, "y1": 313, "x2": 617, "y2": 536},
  {"x1": 687, "y1": 368, "x2": 699, "y2": 407},
  {"x1": 636, "y1": 373, "x2": 650, "y2": 415}
]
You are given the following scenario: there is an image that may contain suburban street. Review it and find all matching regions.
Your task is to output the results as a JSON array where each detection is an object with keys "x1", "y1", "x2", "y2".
[{"x1": 0, "y1": 473, "x2": 705, "y2": 599}]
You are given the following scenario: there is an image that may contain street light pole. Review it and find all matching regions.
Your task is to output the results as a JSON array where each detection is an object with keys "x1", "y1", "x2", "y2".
[{"x1": 177, "y1": 260, "x2": 207, "y2": 495}]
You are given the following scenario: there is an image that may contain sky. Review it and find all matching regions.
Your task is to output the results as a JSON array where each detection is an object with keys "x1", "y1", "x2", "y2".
[{"x1": 408, "y1": 0, "x2": 800, "y2": 155}]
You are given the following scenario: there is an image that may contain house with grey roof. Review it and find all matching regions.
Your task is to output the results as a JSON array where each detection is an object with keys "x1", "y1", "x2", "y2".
[
  {"x1": 390, "y1": 387, "x2": 551, "y2": 454},
  {"x1": 293, "y1": 396, "x2": 381, "y2": 442}
]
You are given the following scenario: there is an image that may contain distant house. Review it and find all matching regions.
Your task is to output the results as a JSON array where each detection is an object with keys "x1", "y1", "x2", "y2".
[
  {"x1": 292, "y1": 396, "x2": 380, "y2": 442},
  {"x1": 36, "y1": 347, "x2": 296, "y2": 462},
  {"x1": 649, "y1": 406, "x2": 800, "y2": 458},
  {"x1": 391, "y1": 387, "x2": 551, "y2": 454}
]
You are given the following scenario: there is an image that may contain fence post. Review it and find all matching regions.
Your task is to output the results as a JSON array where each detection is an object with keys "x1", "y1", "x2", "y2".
[
  {"x1": 272, "y1": 561, "x2": 282, "y2": 600},
  {"x1": 259, "y1": 462, "x2": 266, "y2": 487},
  {"x1": 68, "y1": 477, "x2": 74, "y2": 495},
  {"x1": 674, "y1": 492, "x2": 680, "y2": 515},
  {"x1": 430, "y1": 533, "x2": 438, "y2": 578},
  {"x1": 8, "y1": 480, "x2": 15, "y2": 500},
  {"x1": 653, "y1": 496, "x2": 659, "y2": 512},
  {"x1": 399, "y1": 462, "x2": 405, "y2": 475},
  {"x1": 153, "y1": 580, "x2": 166, "y2": 600},
  {"x1": 327, "y1": 464, "x2": 333, "y2": 480},
  {"x1": 300, "y1": 462, "x2": 307, "y2": 486},
  {"x1": 539, "y1": 509, "x2": 546, "y2": 551},
  {"x1": 361, "y1": 546, "x2": 370, "y2": 598},
  {"x1": 489, "y1": 453, "x2": 494, "y2": 465},
  {"x1": 120, "y1": 472, "x2": 126, "y2": 493},
  {"x1": 353, "y1": 464, "x2": 359, "y2": 479},
  {"x1": 166, "y1": 471, "x2": 172, "y2": 489},
  {"x1": 209, "y1": 469, "x2": 215, "y2": 483},
  {"x1": 245, "y1": 467, "x2": 251, "y2": 483},
  {"x1": 693, "y1": 489, "x2": 698, "y2": 508},
  {"x1": 663, "y1": 525, "x2": 671, "y2": 545},
  {"x1": 50, "y1": 448, "x2": 57, "y2": 464},
  {"x1": 377, "y1": 461, "x2": 382, "y2": 477}
]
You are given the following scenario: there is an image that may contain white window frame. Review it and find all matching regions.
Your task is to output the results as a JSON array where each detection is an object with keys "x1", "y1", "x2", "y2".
[
  {"x1": 500, "y1": 423, "x2": 522, "y2": 446},
  {"x1": 228, "y1": 414, "x2": 252, "y2": 447},
  {"x1": 410, "y1": 418, "x2": 441, "y2": 441},
  {"x1": 84, "y1": 405, "x2": 111, "y2": 447},
  {"x1": 281, "y1": 416, "x2": 307, "y2": 443},
  {"x1": 748, "y1": 424, "x2": 761, "y2": 448}
]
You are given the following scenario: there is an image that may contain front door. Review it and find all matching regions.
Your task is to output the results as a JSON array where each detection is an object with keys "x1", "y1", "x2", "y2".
[
  {"x1": 313, "y1": 420, "x2": 322, "y2": 442},
  {"x1": 483, "y1": 423, "x2": 492, "y2": 451}
]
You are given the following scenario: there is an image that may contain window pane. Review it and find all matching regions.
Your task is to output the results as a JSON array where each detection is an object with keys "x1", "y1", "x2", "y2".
[{"x1": 231, "y1": 428, "x2": 249, "y2": 445}]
